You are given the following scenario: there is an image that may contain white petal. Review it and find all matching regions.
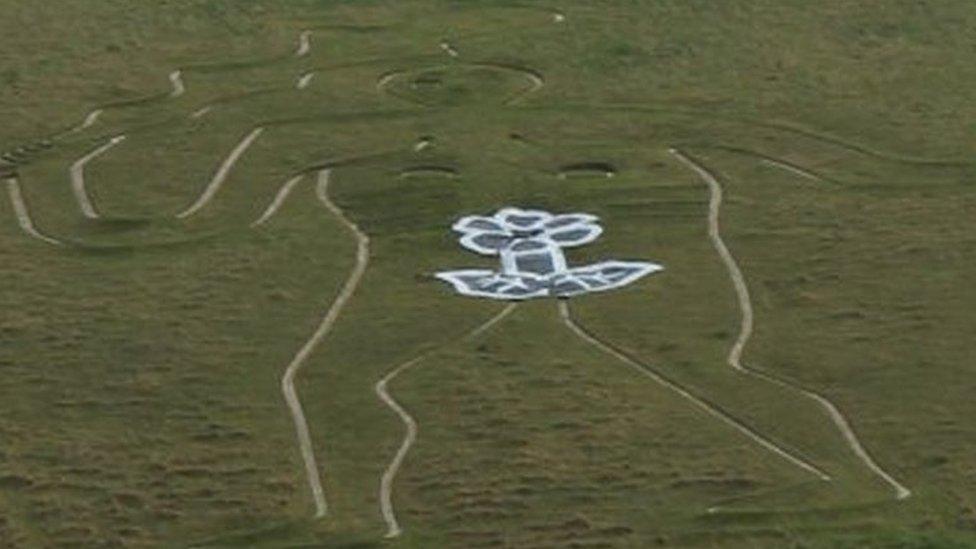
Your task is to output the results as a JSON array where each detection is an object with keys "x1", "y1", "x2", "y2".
[
  {"x1": 563, "y1": 261, "x2": 663, "y2": 294},
  {"x1": 453, "y1": 215, "x2": 507, "y2": 235},
  {"x1": 435, "y1": 270, "x2": 547, "y2": 300},
  {"x1": 459, "y1": 232, "x2": 510, "y2": 255},
  {"x1": 494, "y1": 207, "x2": 553, "y2": 231},
  {"x1": 547, "y1": 223, "x2": 603, "y2": 248},
  {"x1": 544, "y1": 213, "x2": 599, "y2": 230}
]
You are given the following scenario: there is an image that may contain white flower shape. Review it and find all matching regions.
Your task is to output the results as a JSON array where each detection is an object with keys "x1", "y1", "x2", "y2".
[
  {"x1": 452, "y1": 207, "x2": 603, "y2": 256},
  {"x1": 436, "y1": 206, "x2": 663, "y2": 300}
]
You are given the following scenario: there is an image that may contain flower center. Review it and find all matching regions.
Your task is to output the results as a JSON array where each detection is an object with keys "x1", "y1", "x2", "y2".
[{"x1": 512, "y1": 228, "x2": 543, "y2": 238}]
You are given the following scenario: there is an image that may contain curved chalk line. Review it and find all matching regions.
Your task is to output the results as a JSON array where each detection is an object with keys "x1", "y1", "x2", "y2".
[
  {"x1": 376, "y1": 303, "x2": 517, "y2": 538},
  {"x1": 669, "y1": 148, "x2": 911, "y2": 500},
  {"x1": 251, "y1": 174, "x2": 304, "y2": 227},
  {"x1": 190, "y1": 106, "x2": 213, "y2": 119},
  {"x1": 177, "y1": 127, "x2": 264, "y2": 219},
  {"x1": 694, "y1": 145, "x2": 831, "y2": 185},
  {"x1": 439, "y1": 41, "x2": 459, "y2": 58},
  {"x1": 280, "y1": 169, "x2": 370, "y2": 518},
  {"x1": 62, "y1": 69, "x2": 183, "y2": 137},
  {"x1": 70, "y1": 109, "x2": 103, "y2": 133},
  {"x1": 62, "y1": 29, "x2": 306, "y2": 136},
  {"x1": 296, "y1": 72, "x2": 315, "y2": 90},
  {"x1": 70, "y1": 135, "x2": 127, "y2": 219},
  {"x1": 168, "y1": 70, "x2": 186, "y2": 98},
  {"x1": 558, "y1": 300, "x2": 831, "y2": 481},
  {"x1": 760, "y1": 158, "x2": 822, "y2": 182},
  {"x1": 5, "y1": 177, "x2": 64, "y2": 246},
  {"x1": 296, "y1": 30, "x2": 312, "y2": 57},
  {"x1": 413, "y1": 137, "x2": 432, "y2": 152}
]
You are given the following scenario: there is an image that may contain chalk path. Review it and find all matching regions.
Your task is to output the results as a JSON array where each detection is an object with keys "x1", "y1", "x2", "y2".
[
  {"x1": 177, "y1": 127, "x2": 264, "y2": 219},
  {"x1": 70, "y1": 135, "x2": 127, "y2": 219},
  {"x1": 280, "y1": 169, "x2": 370, "y2": 518},
  {"x1": 64, "y1": 67, "x2": 185, "y2": 137},
  {"x1": 190, "y1": 106, "x2": 213, "y2": 119},
  {"x1": 375, "y1": 303, "x2": 517, "y2": 538},
  {"x1": 669, "y1": 148, "x2": 911, "y2": 500},
  {"x1": 5, "y1": 177, "x2": 63, "y2": 246},
  {"x1": 168, "y1": 70, "x2": 185, "y2": 97},
  {"x1": 558, "y1": 300, "x2": 831, "y2": 481},
  {"x1": 760, "y1": 158, "x2": 822, "y2": 181},
  {"x1": 527, "y1": 72, "x2": 544, "y2": 92},
  {"x1": 71, "y1": 109, "x2": 103, "y2": 133},
  {"x1": 251, "y1": 174, "x2": 304, "y2": 227},
  {"x1": 69, "y1": 126, "x2": 263, "y2": 222},
  {"x1": 296, "y1": 31, "x2": 312, "y2": 57},
  {"x1": 439, "y1": 41, "x2": 459, "y2": 58},
  {"x1": 296, "y1": 72, "x2": 315, "y2": 90}
]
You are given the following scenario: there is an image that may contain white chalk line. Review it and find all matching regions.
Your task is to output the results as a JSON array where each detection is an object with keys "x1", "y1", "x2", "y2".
[
  {"x1": 413, "y1": 138, "x2": 432, "y2": 153},
  {"x1": 669, "y1": 148, "x2": 911, "y2": 500},
  {"x1": 70, "y1": 109, "x2": 103, "y2": 133},
  {"x1": 70, "y1": 135, "x2": 126, "y2": 219},
  {"x1": 376, "y1": 71, "x2": 398, "y2": 91},
  {"x1": 376, "y1": 303, "x2": 517, "y2": 538},
  {"x1": 280, "y1": 169, "x2": 370, "y2": 518},
  {"x1": 525, "y1": 72, "x2": 544, "y2": 95},
  {"x1": 296, "y1": 72, "x2": 315, "y2": 90},
  {"x1": 296, "y1": 30, "x2": 312, "y2": 57},
  {"x1": 177, "y1": 127, "x2": 264, "y2": 219},
  {"x1": 168, "y1": 70, "x2": 185, "y2": 98},
  {"x1": 190, "y1": 106, "x2": 213, "y2": 119},
  {"x1": 439, "y1": 41, "x2": 459, "y2": 58},
  {"x1": 67, "y1": 69, "x2": 184, "y2": 133},
  {"x1": 251, "y1": 175, "x2": 304, "y2": 227},
  {"x1": 760, "y1": 159, "x2": 822, "y2": 182},
  {"x1": 5, "y1": 177, "x2": 64, "y2": 246},
  {"x1": 558, "y1": 301, "x2": 831, "y2": 482}
]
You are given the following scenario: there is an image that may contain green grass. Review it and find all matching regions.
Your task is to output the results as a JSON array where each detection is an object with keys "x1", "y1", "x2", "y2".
[{"x1": 1, "y1": 0, "x2": 975, "y2": 546}]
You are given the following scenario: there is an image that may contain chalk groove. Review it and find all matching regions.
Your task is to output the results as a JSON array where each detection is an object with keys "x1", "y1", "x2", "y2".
[
  {"x1": 297, "y1": 72, "x2": 315, "y2": 90},
  {"x1": 280, "y1": 169, "x2": 370, "y2": 518},
  {"x1": 760, "y1": 158, "x2": 822, "y2": 181},
  {"x1": 168, "y1": 70, "x2": 185, "y2": 97},
  {"x1": 251, "y1": 175, "x2": 304, "y2": 227},
  {"x1": 177, "y1": 127, "x2": 264, "y2": 219},
  {"x1": 71, "y1": 109, "x2": 103, "y2": 133},
  {"x1": 190, "y1": 106, "x2": 212, "y2": 119},
  {"x1": 5, "y1": 177, "x2": 63, "y2": 246},
  {"x1": 669, "y1": 147, "x2": 911, "y2": 500},
  {"x1": 559, "y1": 300, "x2": 831, "y2": 481},
  {"x1": 439, "y1": 41, "x2": 459, "y2": 58},
  {"x1": 296, "y1": 31, "x2": 312, "y2": 57},
  {"x1": 70, "y1": 135, "x2": 126, "y2": 219},
  {"x1": 376, "y1": 303, "x2": 517, "y2": 538}
]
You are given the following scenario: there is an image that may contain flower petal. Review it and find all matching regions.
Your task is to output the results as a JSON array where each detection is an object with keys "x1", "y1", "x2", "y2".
[
  {"x1": 544, "y1": 213, "x2": 598, "y2": 230},
  {"x1": 565, "y1": 260, "x2": 663, "y2": 294},
  {"x1": 494, "y1": 207, "x2": 552, "y2": 231},
  {"x1": 459, "y1": 232, "x2": 511, "y2": 255},
  {"x1": 453, "y1": 215, "x2": 507, "y2": 235},
  {"x1": 548, "y1": 223, "x2": 603, "y2": 247},
  {"x1": 435, "y1": 270, "x2": 547, "y2": 300},
  {"x1": 549, "y1": 274, "x2": 590, "y2": 297}
]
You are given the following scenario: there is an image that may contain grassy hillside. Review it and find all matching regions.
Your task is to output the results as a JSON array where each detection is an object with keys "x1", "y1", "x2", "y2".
[{"x1": 1, "y1": 1, "x2": 974, "y2": 547}]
